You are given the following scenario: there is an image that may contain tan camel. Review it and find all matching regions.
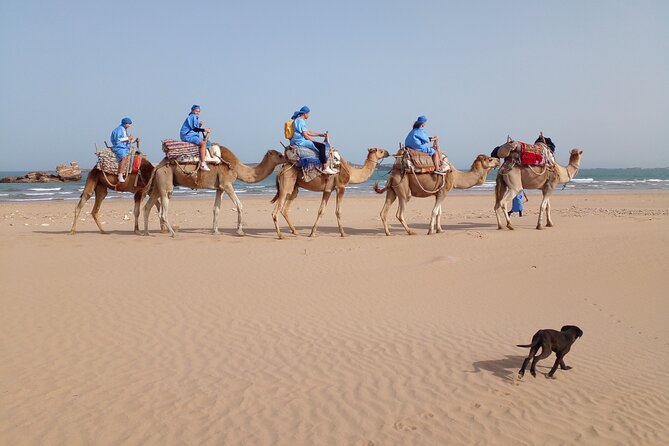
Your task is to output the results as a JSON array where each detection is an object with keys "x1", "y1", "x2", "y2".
[
  {"x1": 494, "y1": 148, "x2": 583, "y2": 230},
  {"x1": 142, "y1": 146, "x2": 285, "y2": 236},
  {"x1": 70, "y1": 159, "x2": 157, "y2": 234},
  {"x1": 374, "y1": 154, "x2": 499, "y2": 235},
  {"x1": 270, "y1": 147, "x2": 390, "y2": 239}
]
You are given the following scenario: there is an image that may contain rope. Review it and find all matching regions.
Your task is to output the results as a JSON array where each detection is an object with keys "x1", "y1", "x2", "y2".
[{"x1": 409, "y1": 168, "x2": 446, "y2": 194}]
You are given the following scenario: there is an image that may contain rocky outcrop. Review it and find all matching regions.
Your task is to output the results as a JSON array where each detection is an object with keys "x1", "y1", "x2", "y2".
[
  {"x1": 0, "y1": 162, "x2": 83, "y2": 183},
  {"x1": 56, "y1": 162, "x2": 82, "y2": 181}
]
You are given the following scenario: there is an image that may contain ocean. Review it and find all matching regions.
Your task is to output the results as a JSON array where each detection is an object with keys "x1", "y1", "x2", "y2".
[{"x1": 1, "y1": 167, "x2": 668, "y2": 203}]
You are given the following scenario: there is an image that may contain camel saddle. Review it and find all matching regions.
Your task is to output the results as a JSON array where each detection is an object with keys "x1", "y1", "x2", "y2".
[
  {"x1": 95, "y1": 149, "x2": 144, "y2": 175},
  {"x1": 161, "y1": 139, "x2": 224, "y2": 165},
  {"x1": 393, "y1": 147, "x2": 448, "y2": 174},
  {"x1": 284, "y1": 144, "x2": 341, "y2": 182},
  {"x1": 516, "y1": 142, "x2": 554, "y2": 167}
]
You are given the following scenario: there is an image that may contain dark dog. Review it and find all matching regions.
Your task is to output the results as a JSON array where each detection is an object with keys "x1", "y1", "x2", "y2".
[{"x1": 517, "y1": 325, "x2": 583, "y2": 378}]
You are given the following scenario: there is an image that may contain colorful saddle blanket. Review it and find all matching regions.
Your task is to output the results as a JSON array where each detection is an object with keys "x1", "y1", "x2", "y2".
[
  {"x1": 517, "y1": 142, "x2": 551, "y2": 166},
  {"x1": 284, "y1": 144, "x2": 341, "y2": 182},
  {"x1": 96, "y1": 149, "x2": 119, "y2": 174},
  {"x1": 95, "y1": 149, "x2": 143, "y2": 175}
]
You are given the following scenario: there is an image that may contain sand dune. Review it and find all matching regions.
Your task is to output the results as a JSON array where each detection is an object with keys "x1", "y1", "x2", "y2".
[{"x1": 1, "y1": 192, "x2": 668, "y2": 445}]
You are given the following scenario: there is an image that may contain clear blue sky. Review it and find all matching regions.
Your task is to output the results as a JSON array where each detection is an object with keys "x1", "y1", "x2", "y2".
[{"x1": 1, "y1": 0, "x2": 667, "y2": 170}]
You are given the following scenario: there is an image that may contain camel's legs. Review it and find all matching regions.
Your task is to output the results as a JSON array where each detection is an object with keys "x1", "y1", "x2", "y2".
[
  {"x1": 395, "y1": 192, "x2": 415, "y2": 235},
  {"x1": 212, "y1": 189, "x2": 223, "y2": 235},
  {"x1": 545, "y1": 198, "x2": 554, "y2": 227},
  {"x1": 158, "y1": 192, "x2": 175, "y2": 237},
  {"x1": 435, "y1": 204, "x2": 444, "y2": 233},
  {"x1": 223, "y1": 182, "x2": 245, "y2": 236},
  {"x1": 309, "y1": 189, "x2": 333, "y2": 237},
  {"x1": 427, "y1": 194, "x2": 443, "y2": 235},
  {"x1": 281, "y1": 188, "x2": 300, "y2": 235},
  {"x1": 90, "y1": 184, "x2": 109, "y2": 234},
  {"x1": 334, "y1": 187, "x2": 347, "y2": 237},
  {"x1": 70, "y1": 171, "x2": 99, "y2": 234},
  {"x1": 272, "y1": 175, "x2": 297, "y2": 239},
  {"x1": 132, "y1": 192, "x2": 144, "y2": 234},
  {"x1": 536, "y1": 189, "x2": 553, "y2": 230},
  {"x1": 498, "y1": 183, "x2": 520, "y2": 230},
  {"x1": 142, "y1": 193, "x2": 160, "y2": 235},
  {"x1": 379, "y1": 187, "x2": 397, "y2": 236},
  {"x1": 494, "y1": 176, "x2": 510, "y2": 230}
]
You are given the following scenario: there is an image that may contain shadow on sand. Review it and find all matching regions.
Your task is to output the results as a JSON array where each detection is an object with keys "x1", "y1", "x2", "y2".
[{"x1": 470, "y1": 355, "x2": 527, "y2": 382}]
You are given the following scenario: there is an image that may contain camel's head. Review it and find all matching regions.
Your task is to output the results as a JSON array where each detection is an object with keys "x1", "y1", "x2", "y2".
[
  {"x1": 474, "y1": 154, "x2": 501, "y2": 170},
  {"x1": 568, "y1": 148, "x2": 583, "y2": 166},
  {"x1": 367, "y1": 147, "x2": 390, "y2": 161},
  {"x1": 266, "y1": 149, "x2": 287, "y2": 164}
]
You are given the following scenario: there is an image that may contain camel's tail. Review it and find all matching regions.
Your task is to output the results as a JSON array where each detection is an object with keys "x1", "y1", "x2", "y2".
[
  {"x1": 270, "y1": 174, "x2": 280, "y2": 204},
  {"x1": 143, "y1": 164, "x2": 158, "y2": 197},
  {"x1": 373, "y1": 181, "x2": 388, "y2": 194}
]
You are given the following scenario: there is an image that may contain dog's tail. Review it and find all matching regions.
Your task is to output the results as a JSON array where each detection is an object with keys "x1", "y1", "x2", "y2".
[{"x1": 516, "y1": 344, "x2": 533, "y2": 348}]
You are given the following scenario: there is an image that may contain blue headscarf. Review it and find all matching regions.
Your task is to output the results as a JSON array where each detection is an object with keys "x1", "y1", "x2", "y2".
[
  {"x1": 414, "y1": 115, "x2": 427, "y2": 127},
  {"x1": 191, "y1": 104, "x2": 201, "y2": 111},
  {"x1": 121, "y1": 117, "x2": 132, "y2": 125},
  {"x1": 291, "y1": 105, "x2": 310, "y2": 120}
]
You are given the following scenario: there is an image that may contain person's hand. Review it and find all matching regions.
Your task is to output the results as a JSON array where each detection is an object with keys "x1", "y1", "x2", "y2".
[
  {"x1": 205, "y1": 128, "x2": 211, "y2": 133},
  {"x1": 129, "y1": 135, "x2": 135, "y2": 142},
  {"x1": 433, "y1": 135, "x2": 439, "y2": 142}
]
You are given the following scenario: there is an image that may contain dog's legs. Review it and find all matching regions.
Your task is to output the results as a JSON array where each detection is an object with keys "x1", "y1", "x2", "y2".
[
  {"x1": 559, "y1": 358, "x2": 572, "y2": 370},
  {"x1": 519, "y1": 345, "x2": 540, "y2": 378},
  {"x1": 518, "y1": 356, "x2": 532, "y2": 378},
  {"x1": 530, "y1": 345, "x2": 552, "y2": 377},
  {"x1": 548, "y1": 352, "x2": 566, "y2": 377}
]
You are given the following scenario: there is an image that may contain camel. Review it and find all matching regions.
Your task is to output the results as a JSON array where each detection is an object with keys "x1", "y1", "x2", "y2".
[
  {"x1": 70, "y1": 158, "x2": 157, "y2": 234},
  {"x1": 270, "y1": 147, "x2": 390, "y2": 239},
  {"x1": 142, "y1": 146, "x2": 285, "y2": 237},
  {"x1": 374, "y1": 154, "x2": 499, "y2": 235},
  {"x1": 494, "y1": 148, "x2": 583, "y2": 230}
]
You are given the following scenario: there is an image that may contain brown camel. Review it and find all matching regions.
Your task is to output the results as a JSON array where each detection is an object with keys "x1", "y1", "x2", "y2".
[
  {"x1": 494, "y1": 148, "x2": 583, "y2": 230},
  {"x1": 143, "y1": 146, "x2": 285, "y2": 236},
  {"x1": 270, "y1": 147, "x2": 390, "y2": 239},
  {"x1": 374, "y1": 154, "x2": 499, "y2": 235},
  {"x1": 70, "y1": 159, "x2": 157, "y2": 234}
]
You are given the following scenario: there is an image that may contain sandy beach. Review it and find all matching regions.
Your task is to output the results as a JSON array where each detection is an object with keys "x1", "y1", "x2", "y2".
[{"x1": 1, "y1": 191, "x2": 668, "y2": 445}]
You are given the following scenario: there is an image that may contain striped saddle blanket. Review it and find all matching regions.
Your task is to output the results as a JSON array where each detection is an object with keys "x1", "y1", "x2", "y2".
[
  {"x1": 162, "y1": 139, "x2": 199, "y2": 160},
  {"x1": 161, "y1": 139, "x2": 225, "y2": 164}
]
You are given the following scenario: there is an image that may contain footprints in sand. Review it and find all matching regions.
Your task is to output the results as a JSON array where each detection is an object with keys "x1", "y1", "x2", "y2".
[{"x1": 393, "y1": 412, "x2": 435, "y2": 432}]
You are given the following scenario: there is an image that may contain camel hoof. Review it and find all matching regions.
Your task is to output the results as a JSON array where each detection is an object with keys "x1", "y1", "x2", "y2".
[
  {"x1": 507, "y1": 225, "x2": 514, "y2": 230},
  {"x1": 236, "y1": 231, "x2": 245, "y2": 236},
  {"x1": 277, "y1": 235, "x2": 284, "y2": 240},
  {"x1": 309, "y1": 232, "x2": 317, "y2": 238},
  {"x1": 536, "y1": 226, "x2": 543, "y2": 230},
  {"x1": 546, "y1": 222, "x2": 553, "y2": 228},
  {"x1": 69, "y1": 230, "x2": 76, "y2": 235},
  {"x1": 340, "y1": 233, "x2": 348, "y2": 238},
  {"x1": 407, "y1": 231, "x2": 416, "y2": 236}
]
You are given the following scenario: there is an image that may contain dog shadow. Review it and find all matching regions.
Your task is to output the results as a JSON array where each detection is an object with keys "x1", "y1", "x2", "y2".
[{"x1": 470, "y1": 355, "x2": 527, "y2": 382}]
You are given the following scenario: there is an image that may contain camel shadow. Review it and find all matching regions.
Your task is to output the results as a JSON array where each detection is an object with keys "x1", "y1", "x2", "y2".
[{"x1": 470, "y1": 355, "x2": 527, "y2": 382}]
